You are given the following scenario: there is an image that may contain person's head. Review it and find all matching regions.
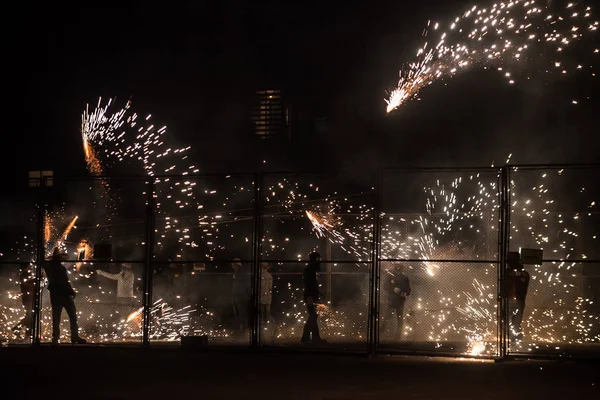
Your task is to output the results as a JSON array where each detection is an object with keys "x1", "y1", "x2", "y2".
[
  {"x1": 309, "y1": 251, "x2": 321, "y2": 263},
  {"x1": 122, "y1": 263, "x2": 132, "y2": 272},
  {"x1": 262, "y1": 262, "x2": 270, "y2": 271},
  {"x1": 393, "y1": 263, "x2": 405, "y2": 274},
  {"x1": 51, "y1": 247, "x2": 65, "y2": 261},
  {"x1": 232, "y1": 258, "x2": 242, "y2": 271},
  {"x1": 309, "y1": 252, "x2": 321, "y2": 270}
]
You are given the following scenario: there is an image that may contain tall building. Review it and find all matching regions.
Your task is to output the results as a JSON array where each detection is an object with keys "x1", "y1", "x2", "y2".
[{"x1": 252, "y1": 89, "x2": 287, "y2": 139}]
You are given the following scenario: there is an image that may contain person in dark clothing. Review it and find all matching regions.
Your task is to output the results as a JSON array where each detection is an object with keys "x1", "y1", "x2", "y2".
[
  {"x1": 505, "y1": 251, "x2": 530, "y2": 342},
  {"x1": 44, "y1": 248, "x2": 86, "y2": 345},
  {"x1": 231, "y1": 258, "x2": 251, "y2": 332},
  {"x1": 12, "y1": 264, "x2": 35, "y2": 340},
  {"x1": 381, "y1": 263, "x2": 411, "y2": 340},
  {"x1": 301, "y1": 252, "x2": 327, "y2": 344}
]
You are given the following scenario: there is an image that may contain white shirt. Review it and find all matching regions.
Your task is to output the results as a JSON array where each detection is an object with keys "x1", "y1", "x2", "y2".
[
  {"x1": 261, "y1": 271, "x2": 273, "y2": 304},
  {"x1": 97, "y1": 269, "x2": 135, "y2": 298}
]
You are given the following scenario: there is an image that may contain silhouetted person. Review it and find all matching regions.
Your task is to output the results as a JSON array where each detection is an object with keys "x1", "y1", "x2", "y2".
[
  {"x1": 301, "y1": 252, "x2": 327, "y2": 344},
  {"x1": 12, "y1": 264, "x2": 35, "y2": 340},
  {"x1": 232, "y1": 258, "x2": 251, "y2": 332},
  {"x1": 506, "y1": 252, "x2": 530, "y2": 342},
  {"x1": 44, "y1": 248, "x2": 86, "y2": 344},
  {"x1": 381, "y1": 263, "x2": 411, "y2": 340}
]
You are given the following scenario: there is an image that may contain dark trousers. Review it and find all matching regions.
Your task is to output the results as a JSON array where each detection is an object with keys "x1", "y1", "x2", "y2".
[
  {"x1": 509, "y1": 298, "x2": 525, "y2": 340},
  {"x1": 233, "y1": 296, "x2": 249, "y2": 331},
  {"x1": 50, "y1": 293, "x2": 80, "y2": 342},
  {"x1": 381, "y1": 299, "x2": 406, "y2": 339},
  {"x1": 302, "y1": 301, "x2": 320, "y2": 341}
]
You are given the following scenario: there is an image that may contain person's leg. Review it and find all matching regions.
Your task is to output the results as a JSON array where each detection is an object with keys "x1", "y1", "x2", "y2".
[
  {"x1": 64, "y1": 295, "x2": 81, "y2": 341},
  {"x1": 379, "y1": 304, "x2": 394, "y2": 341},
  {"x1": 51, "y1": 297, "x2": 63, "y2": 343},
  {"x1": 308, "y1": 304, "x2": 320, "y2": 340},
  {"x1": 396, "y1": 300, "x2": 406, "y2": 339},
  {"x1": 301, "y1": 302, "x2": 313, "y2": 342}
]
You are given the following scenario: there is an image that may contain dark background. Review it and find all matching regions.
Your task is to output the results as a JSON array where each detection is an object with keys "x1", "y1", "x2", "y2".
[{"x1": 3, "y1": 0, "x2": 600, "y2": 194}]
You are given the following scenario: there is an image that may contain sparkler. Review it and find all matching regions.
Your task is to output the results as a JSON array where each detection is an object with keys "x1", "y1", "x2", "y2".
[{"x1": 386, "y1": 1, "x2": 599, "y2": 112}]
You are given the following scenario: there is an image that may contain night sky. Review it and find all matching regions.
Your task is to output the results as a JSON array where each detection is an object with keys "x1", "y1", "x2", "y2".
[{"x1": 4, "y1": 0, "x2": 600, "y2": 194}]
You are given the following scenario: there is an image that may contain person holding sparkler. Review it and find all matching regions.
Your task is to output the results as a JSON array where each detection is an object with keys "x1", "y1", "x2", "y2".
[
  {"x1": 301, "y1": 252, "x2": 327, "y2": 345},
  {"x1": 506, "y1": 252, "x2": 530, "y2": 343},
  {"x1": 44, "y1": 248, "x2": 87, "y2": 345}
]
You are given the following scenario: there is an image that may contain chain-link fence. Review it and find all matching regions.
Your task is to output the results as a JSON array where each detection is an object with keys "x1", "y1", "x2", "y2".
[
  {"x1": 258, "y1": 174, "x2": 373, "y2": 350},
  {"x1": 506, "y1": 166, "x2": 600, "y2": 356},
  {"x1": 149, "y1": 175, "x2": 256, "y2": 346},
  {"x1": 378, "y1": 169, "x2": 501, "y2": 357},
  {"x1": 1, "y1": 167, "x2": 598, "y2": 359},
  {"x1": 0, "y1": 199, "x2": 37, "y2": 346}
]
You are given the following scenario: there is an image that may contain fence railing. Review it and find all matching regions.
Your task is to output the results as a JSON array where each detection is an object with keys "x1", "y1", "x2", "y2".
[{"x1": 0, "y1": 166, "x2": 598, "y2": 359}]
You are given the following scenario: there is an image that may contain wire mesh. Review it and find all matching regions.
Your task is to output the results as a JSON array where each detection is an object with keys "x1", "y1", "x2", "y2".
[
  {"x1": 0, "y1": 262, "x2": 35, "y2": 345},
  {"x1": 379, "y1": 169, "x2": 501, "y2": 356},
  {"x1": 33, "y1": 178, "x2": 147, "y2": 344},
  {"x1": 258, "y1": 262, "x2": 370, "y2": 348},
  {"x1": 377, "y1": 261, "x2": 498, "y2": 356},
  {"x1": 1, "y1": 167, "x2": 598, "y2": 359},
  {"x1": 38, "y1": 262, "x2": 144, "y2": 344},
  {"x1": 149, "y1": 260, "x2": 250, "y2": 345},
  {"x1": 507, "y1": 166, "x2": 600, "y2": 355},
  {"x1": 261, "y1": 174, "x2": 375, "y2": 263},
  {"x1": 151, "y1": 175, "x2": 256, "y2": 262},
  {"x1": 0, "y1": 203, "x2": 38, "y2": 346}
]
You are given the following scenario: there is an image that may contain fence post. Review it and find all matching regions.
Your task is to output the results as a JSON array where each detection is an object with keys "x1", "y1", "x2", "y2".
[
  {"x1": 368, "y1": 169, "x2": 382, "y2": 356},
  {"x1": 31, "y1": 205, "x2": 47, "y2": 346},
  {"x1": 498, "y1": 166, "x2": 511, "y2": 359},
  {"x1": 251, "y1": 173, "x2": 263, "y2": 348},
  {"x1": 142, "y1": 180, "x2": 156, "y2": 347}
]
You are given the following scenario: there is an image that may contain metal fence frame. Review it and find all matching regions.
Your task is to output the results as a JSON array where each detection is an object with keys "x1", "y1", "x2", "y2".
[{"x1": 1, "y1": 165, "x2": 598, "y2": 360}]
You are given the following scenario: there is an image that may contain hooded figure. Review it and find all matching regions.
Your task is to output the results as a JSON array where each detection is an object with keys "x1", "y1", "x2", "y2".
[{"x1": 43, "y1": 248, "x2": 86, "y2": 344}]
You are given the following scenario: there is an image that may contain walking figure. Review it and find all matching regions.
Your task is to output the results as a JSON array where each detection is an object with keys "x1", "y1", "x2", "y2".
[{"x1": 301, "y1": 252, "x2": 327, "y2": 345}]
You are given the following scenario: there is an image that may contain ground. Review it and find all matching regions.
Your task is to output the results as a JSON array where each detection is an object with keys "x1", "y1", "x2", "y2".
[{"x1": 2, "y1": 346, "x2": 598, "y2": 399}]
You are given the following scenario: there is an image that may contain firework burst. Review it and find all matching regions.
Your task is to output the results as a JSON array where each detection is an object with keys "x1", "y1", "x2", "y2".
[{"x1": 386, "y1": 0, "x2": 599, "y2": 112}]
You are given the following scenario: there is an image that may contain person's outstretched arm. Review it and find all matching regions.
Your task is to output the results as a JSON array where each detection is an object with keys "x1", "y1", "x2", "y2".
[{"x1": 96, "y1": 270, "x2": 119, "y2": 280}]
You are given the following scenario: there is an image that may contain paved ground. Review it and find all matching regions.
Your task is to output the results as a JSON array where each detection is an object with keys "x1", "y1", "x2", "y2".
[{"x1": 2, "y1": 346, "x2": 598, "y2": 400}]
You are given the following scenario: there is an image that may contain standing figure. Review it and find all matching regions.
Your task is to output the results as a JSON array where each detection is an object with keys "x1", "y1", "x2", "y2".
[
  {"x1": 260, "y1": 263, "x2": 277, "y2": 342},
  {"x1": 231, "y1": 258, "x2": 251, "y2": 333},
  {"x1": 44, "y1": 248, "x2": 86, "y2": 345},
  {"x1": 381, "y1": 263, "x2": 411, "y2": 340},
  {"x1": 506, "y1": 252, "x2": 530, "y2": 342},
  {"x1": 96, "y1": 263, "x2": 136, "y2": 305},
  {"x1": 301, "y1": 252, "x2": 327, "y2": 344},
  {"x1": 12, "y1": 264, "x2": 35, "y2": 340}
]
